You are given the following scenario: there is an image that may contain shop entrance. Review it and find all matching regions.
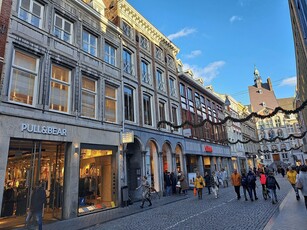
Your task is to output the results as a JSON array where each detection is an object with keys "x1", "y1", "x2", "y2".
[{"x1": 1, "y1": 139, "x2": 65, "y2": 225}]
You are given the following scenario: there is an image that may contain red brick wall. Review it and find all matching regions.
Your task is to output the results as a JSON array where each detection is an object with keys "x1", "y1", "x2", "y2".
[{"x1": 0, "y1": 0, "x2": 12, "y2": 75}]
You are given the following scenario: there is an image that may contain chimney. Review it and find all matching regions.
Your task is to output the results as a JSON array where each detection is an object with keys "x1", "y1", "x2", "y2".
[{"x1": 267, "y1": 77, "x2": 273, "y2": 91}]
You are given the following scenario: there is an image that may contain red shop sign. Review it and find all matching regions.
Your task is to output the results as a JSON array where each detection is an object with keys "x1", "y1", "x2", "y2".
[{"x1": 204, "y1": 146, "x2": 213, "y2": 153}]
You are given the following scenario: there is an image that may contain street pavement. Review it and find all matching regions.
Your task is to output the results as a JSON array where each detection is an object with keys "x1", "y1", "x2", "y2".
[
  {"x1": 82, "y1": 174, "x2": 304, "y2": 230},
  {"x1": 15, "y1": 174, "x2": 306, "y2": 230}
]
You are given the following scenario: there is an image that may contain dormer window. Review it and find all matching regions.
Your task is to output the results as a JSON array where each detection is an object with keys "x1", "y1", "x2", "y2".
[
  {"x1": 262, "y1": 102, "x2": 266, "y2": 107},
  {"x1": 258, "y1": 89, "x2": 262, "y2": 94}
]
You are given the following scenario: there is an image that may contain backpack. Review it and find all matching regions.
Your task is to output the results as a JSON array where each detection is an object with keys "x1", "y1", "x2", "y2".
[
  {"x1": 241, "y1": 176, "x2": 247, "y2": 186},
  {"x1": 247, "y1": 174, "x2": 256, "y2": 184}
]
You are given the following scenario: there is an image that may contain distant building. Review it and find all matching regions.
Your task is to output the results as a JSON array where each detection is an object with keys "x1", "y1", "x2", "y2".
[{"x1": 248, "y1": 67, "x2": 304, "y2": 167}]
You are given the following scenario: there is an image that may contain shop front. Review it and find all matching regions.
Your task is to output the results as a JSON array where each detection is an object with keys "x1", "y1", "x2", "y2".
[
  {"x1": 2, "y1": 139, "x2": 65, "y2": 221},
  {"x1": 78, "y1": 144, "x2": 118, "y2": 215},
  {"x1": 0, "y1": 116, "x2": 120, "y2": 228}
]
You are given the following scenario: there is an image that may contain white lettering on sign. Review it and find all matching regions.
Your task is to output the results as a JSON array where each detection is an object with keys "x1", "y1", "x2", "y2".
[{"x1": 21, "y1": 123, "x2": 67, "y2": 136}]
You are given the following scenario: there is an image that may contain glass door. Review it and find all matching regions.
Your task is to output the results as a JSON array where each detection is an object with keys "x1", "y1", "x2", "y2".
[
  {"x1": 3, "y1": 139, "x2": 65, "y2": 225},
  {"x1": 50, "y1": 143, "x2": 65, "y2": 219}
]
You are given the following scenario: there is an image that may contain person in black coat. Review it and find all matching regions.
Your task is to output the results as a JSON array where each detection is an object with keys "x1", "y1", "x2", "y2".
[
  {"x1": 25, "y1": 183, "x2": 46, "y2": 230},
  {"x1": 2, "y1": 185, "x2": 15, "y2": 217},
  {"x1": 247, "y1": 170, "x2": 258, "y2": 201},
  {"x1": 266, "y1": 171, "x2": 280, "y2": 204},
  {"x1": 170, "y1": 172, "x2": 177, "y2": 194},
  {"x1": 204, "y1": 172, "x2": 211, "y2": 194}
]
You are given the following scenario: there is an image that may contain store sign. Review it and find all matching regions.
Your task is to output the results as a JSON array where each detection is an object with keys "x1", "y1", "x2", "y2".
[
  {"x1": 204, "y1": 145, "x2": 213, "y2": 153},
  {"x1": 21, "y1": 123, "x2": 67, "y2": 136},
  {"x1": 183, "y1": 128, "x2": 191, "y2": 137},
  {"x1": 122, "y1": 131, "x2": 134, "y2": 143}
]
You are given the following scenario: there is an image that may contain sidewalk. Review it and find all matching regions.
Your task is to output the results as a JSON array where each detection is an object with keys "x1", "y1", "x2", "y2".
[
  {"x1": 264, "y1": 189, "x2": 307, "y2": 230},
  {"x1": 17, "y1": 193, "x2": 188, "y2": 230}
]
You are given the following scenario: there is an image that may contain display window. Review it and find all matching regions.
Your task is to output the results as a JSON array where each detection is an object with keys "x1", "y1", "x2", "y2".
[
  {"x1": 1, "y1": 139, "x2": 65, "y2": 228},
  {"x1": 78, "y1": 146, "x2": 117, "y2": 214}
]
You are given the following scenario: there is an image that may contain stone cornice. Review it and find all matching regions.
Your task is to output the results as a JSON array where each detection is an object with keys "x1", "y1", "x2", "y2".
[{"x1": 118, "y1": 1, "x2": 179, "y2": 55}]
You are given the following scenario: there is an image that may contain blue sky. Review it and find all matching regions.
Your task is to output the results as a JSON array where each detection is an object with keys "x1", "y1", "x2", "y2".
[{"x1": 127, "y1": 0, "x2": 296, "y2": 105}]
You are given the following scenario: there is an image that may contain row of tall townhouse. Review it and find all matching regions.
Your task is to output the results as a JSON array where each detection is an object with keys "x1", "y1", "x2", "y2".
[
  {"x1": 0, "y1": 0, "x2": 231, "y2": 226},
  {"x1": 289, "y1": 0, "x2": 307, "y2": 158}
]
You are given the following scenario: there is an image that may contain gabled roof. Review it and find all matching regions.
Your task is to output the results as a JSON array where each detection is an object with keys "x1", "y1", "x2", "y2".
[{"x1": 277, "y1": 97, "x2": 295, "y2": 110}]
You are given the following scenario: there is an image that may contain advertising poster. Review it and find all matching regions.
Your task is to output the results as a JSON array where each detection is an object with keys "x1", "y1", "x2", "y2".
[{"x1": 188, "y1": 172, "x2": 196, "y2": 188}]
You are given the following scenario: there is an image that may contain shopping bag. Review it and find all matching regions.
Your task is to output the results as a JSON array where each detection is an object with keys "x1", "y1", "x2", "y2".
[{"x1": 193, "y1": 187, "x2": 197, "y2": 196}]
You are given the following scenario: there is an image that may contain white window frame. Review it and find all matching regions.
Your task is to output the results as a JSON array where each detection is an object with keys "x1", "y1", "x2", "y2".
[
  {"x1": 54, "y1": 14, "x2": 73, "y2": 43},
  {"x1": 123, "y1": 21, "x2": 132, "y2": 38},
  {"x1": 9, "y1": 50, "x2": 39, "y2": 106},
  {"x1": 81, "y1": 76, "x2": 97, "y2": 119},
  {"x1": 143, "y1": 94, "x2": 153, "y2": 126},
  {"x1": 123, "y1": 49, "x2": 134, "y2": 76},
  {"x1": 140, "y1": 35, "x2": 149, "y2": 51},
  {"x1": 141, "y1": 60, "x2": 151, "y2": 85},
  {"x1": 104, "y1": 42, "x2": 116, "y2": 66},
  {"x1": 167, "y1": 55, "x2": 175, "y2": 69},
  {"x1": 105, "y1": 84, "x2": 117, "y2": 123},
  {"x1": 169, "y1": 77, "x2": 176, "y2": 97},
  {"x1": 18, "y1": 0, "x2": 44, "y2": 28},
  {"x1": 124, "y1": 85, "x2": 135, "y2": 122},
  {"x1": 156, "y1": 69, "x2": 165, "y2": 92},
  {"x1": 49, "y1": 64, "x2": 71, "y2": 113},
  {"x1": 155, "y1": 46, "x2": 163, "y2": 61},
  {"x1": 82, "y1": 30, "x2": 97, "y2": 56}
]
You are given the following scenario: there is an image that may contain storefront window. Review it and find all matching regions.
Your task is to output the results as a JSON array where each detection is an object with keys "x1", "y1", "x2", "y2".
[
  {"x1": 2, "y1": 139, "x2": 65, "y2": 226},
  {"x1": 79, "y1": 148, "x2": 116, "y2": 214}
]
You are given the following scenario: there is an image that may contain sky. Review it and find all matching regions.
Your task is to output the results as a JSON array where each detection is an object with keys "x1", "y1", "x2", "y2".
[{"x1": 127, "y1": 0, "x2": 297, "y2": 105}]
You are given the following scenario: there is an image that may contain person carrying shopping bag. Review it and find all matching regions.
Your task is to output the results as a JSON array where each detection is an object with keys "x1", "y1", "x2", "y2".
[{"x1": 194, "y1": 172, "x2": 205, "y2": 200}]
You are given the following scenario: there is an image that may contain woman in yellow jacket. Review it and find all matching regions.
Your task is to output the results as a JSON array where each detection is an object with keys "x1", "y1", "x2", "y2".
[{"x1": 194, "y1": 173, "x2": 205, "y2": 199}]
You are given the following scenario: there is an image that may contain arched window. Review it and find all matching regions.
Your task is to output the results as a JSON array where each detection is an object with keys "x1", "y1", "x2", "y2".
[{"x1": 268, "y1": 129, "x2": 275, "y2": 139}]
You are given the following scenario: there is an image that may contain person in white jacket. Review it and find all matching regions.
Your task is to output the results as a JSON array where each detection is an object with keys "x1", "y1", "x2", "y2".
[{"x1": 297, "y1": 165, "x2": 307, "y2": 210}]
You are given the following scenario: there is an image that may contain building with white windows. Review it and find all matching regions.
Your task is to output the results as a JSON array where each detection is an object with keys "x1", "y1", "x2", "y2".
[
  {"x1": 0, "y1": 0, "x2": 187, "y2": 227},
  {"x1": 248, "y1": 67, "x2": 304, "y2": 168}
]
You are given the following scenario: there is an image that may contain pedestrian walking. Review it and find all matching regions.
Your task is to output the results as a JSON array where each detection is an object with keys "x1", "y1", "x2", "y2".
[
  {"x1": 164, "y1": 171, "x2": 172, "y2": 196},
  {"x1": 281, "y1": 167, "x2": 285, "y2": 178},
  {"x1": 241, "y1": 172, "x2": 249, "y2": 201},
  {"x1": 194, "y1": 172, "x2": 205, "y2": 199},
  {"x1": 286, "y1": 166, "x2": 300, "y2": 200},
  {"x1": 136, "y1": 176, "x2": 152, "y2": 208},
  {"x1": 296, "y1": 165, "x2": 307, "y2": 210},
  {"x1": 204, "y1": 172, "x2": 211, "y2": 195},
  {"x1": 25, "y1": 182, "x2": 46, "y2": 230},
  {"x1": 266, "y1": 171, "x2": 280, "y2": 204},
  {"x1": 231, "y1": 169, "x2": 241, "y2": 200},
  {"x1": 210, "y1": 171, "x2": 219, "y2": 198},
  {"x1": 247, "y1": 170, "x2": 258, "y2": 201},
  {"x1": 178, "y1": 171, "x2": 189, "y2": 195},
  {"x1": 170, "y1": 172, "x2": 177, "y2": 195},
  {"x1": 221, "y1": 168, "x2": 228, "y2": 188}
]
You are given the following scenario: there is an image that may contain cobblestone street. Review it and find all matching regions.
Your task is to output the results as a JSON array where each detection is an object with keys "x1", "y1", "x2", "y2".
[{"x1": 85, "y1": 175, "x2": 293, "y2": 230}]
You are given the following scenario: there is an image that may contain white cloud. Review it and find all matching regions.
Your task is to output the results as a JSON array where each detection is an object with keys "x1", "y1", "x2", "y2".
[
  {"x1": 167, "y1": 28, "x2": 196, "y2": 40},
  {"x1": 279, "y1": 76, "x2": 297, "y2": 87},
  {"x1": 185, "y1": 50, "x2": 202, "y2": 59},
  {"x1": 230, "y1": 15, "x2": 242, "y2": 23},
  {"x1": 182, "y1": 61, "x2": 226, "y2": 84}
]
